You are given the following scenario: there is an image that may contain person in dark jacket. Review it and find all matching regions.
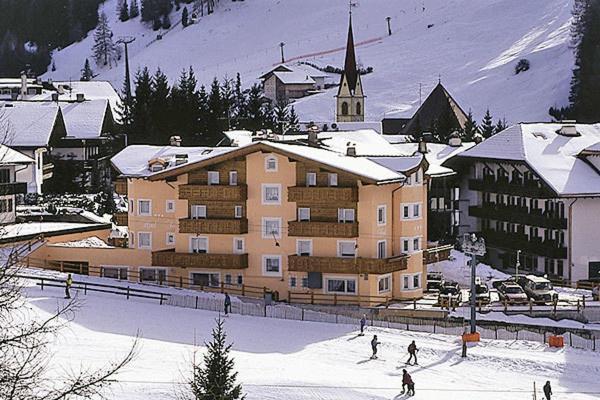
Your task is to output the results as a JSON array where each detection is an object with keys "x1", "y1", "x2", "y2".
[
  {"x1": 402, "y1": 369, "x2": 415, "y2": 396},
  {"x1": 407, "y1": 340, "x2": 419, "y2": 365},
  {"x1": 224, "y1": 292, "x2": 231, "y2": 315},
  {"x1": 543, "y1": 381, "x2": 552, "y2": 400},
  {"x1": 370, "y1": 335, "x2": 381, "y2": 359},
  {"x1": 64, "y1": 274, "x2": 73, "y2": 299},
  {"x1": 359, "y1": 314, "x2": 367, "y2": 335}
]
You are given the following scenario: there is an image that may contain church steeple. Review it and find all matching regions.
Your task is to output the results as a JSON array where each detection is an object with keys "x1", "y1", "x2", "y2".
[{"x1": 336, "y1": 7, "x2": 365, "y2": 123}]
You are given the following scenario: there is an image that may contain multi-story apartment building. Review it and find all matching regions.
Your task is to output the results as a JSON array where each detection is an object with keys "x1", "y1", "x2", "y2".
[
  {"x1": 111, "y1": 133, "x2": 429, "y2": 302},
  {"x1": 451, "y1": 122, "x2": 600, "y2": 283},
  {"x1": 0, "y1": 144, "x2": 34, "y2": 224}
]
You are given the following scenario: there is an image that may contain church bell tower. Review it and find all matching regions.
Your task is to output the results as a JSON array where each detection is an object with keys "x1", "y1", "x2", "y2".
[{"x1": 336, "y1": 9, "x2": 365, "y2": 122}]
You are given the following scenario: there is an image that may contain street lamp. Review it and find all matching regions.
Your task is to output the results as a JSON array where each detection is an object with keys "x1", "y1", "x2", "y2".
[{"x1": 460, "y1": 233, "x2": 486, "y2": 335}]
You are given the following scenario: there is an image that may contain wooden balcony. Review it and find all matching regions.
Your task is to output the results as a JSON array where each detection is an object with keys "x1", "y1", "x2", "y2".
[
  {"x1": 179, "y1": 184, "x2": 247, "y2": 202},
  {"x1": 469, "y1": 205, "x2": 567, "y2": 230},
  {"x1": 114, "y1": 179, "x2": 128, "y2": 195},
  {"x1": 113, "y1": 212, "x2": 128, "y2": 226},
  {"x1": 423, "y1": 244, "x2": 453, "y2": 265},
  {"x1": 288, "y1": 255, "x2": 408, "y2": 274},
  {"x1": 288, "y1": 186, "x2": 358, "y2": 203},
  {"x1": 179, "y1": 218, "x2": 248, "y2": 234},
  {"x1": 468, "y1": 178, "x2": 554, "y2": 198},
  {"x1": 152, "y1": 250, "x2": 248, "y2": 269},
  {"x1": 288, "y1": 221, "x2": 359, "y2": 238},
  {"x1": 0, "y1": 182, "x2": 27, "y2": 196}
]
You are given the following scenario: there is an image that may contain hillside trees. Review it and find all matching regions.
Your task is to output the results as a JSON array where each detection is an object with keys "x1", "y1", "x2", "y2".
[
  {"x1": 92, "y1": 12, "x2": 120, "y2": 68},
  {"x1": 141, "y1": 0, "x2": 173, "y2": 30}
]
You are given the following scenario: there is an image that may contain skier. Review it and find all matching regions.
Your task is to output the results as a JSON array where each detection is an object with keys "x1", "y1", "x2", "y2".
[
  {"x1": 401, "y1": 369, "x2": 415, "y2": 396},
  {"x1": 407, "y1": 340, "x2": 419, "y2": 365},
  {"x1": 64, "y1": 273, "x2": 73, "y2": 299},
  {"x1": 224, "y1": 292, "x2": 231, "y2": 315},
  {"x1": 359, "y1": 314, "x2": 367, "y2": 336},
  {"x1": 543, "y1": 381, "x2": 552, "y2": 400},
  {"x1": 370, "y1": 335, "x2": 381, "y2": 359}
]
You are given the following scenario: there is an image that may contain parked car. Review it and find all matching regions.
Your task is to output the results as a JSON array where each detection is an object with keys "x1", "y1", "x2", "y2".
[
  {"x1": 519, "y1": 275, "x2": 558, "y2": 304},
  {"x1": 427, "y1": 272, "x2": 444, "y2": 292},
  {"x1": 439, "y1": 281, "x2": 462, "y2": 305},
  {"x1": 474, "y1": 283, "x2": 491, "y2": 304},
  {"x1": 592, "y1": 285, "x2": 599, "y2": 301},
  {"x1": 497, "y1": 282, "x2": 529, "y2": 304}
]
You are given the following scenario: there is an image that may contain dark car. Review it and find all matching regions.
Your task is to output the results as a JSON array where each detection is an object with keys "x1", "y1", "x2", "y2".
[
  {"x1": 439, "y1": 281, "x2": 462, "y2": 305},
  {"x1": 498, "y1": 282, "x2": 529, "y2": 304},
  {"x1": 474, "y1": 283, "x2": 491, "y2": 304},
  {"x1": 427, "y1": 272, "x2": 444, "y2": 292}
]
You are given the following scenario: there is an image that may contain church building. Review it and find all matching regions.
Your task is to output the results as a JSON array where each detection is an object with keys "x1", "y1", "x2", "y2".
[{"x1": 336, "y1": 13, "x2": 365, "y2": 123}]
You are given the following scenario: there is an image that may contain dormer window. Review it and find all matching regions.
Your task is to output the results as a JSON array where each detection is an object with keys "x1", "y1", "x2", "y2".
[{"x1": 148, "y1": 157, "x2": 168, "y2": 172}]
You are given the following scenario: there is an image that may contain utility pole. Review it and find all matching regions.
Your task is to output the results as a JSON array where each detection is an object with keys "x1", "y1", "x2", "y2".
[
  {"x1": 117, "y1": 36, "x2": 136, "y2": 103},
  {"x1": 516, "y1": 249, "x2": 521, "y2": 276},
  {"x1": 460, "y1": 233, "x2": 486, "y2": 335},
  {"x1": 386, "y1": 16, "x2": 392, "y2": 36},
  {"x1": 279, "y1": 42, "x2": 285, "y2": 64}
]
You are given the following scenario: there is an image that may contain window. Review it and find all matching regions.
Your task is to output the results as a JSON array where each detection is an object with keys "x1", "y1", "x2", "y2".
[
  {"x1": 191, "y1": 237, "x2": 208, "y2": 253},
  {"x1": 328, "y1": 173, "x2": 338, "y2": 187},
  {"x1": 207, "y1": 171, "x2": 219, "y2": 185},
  {"x1": 234, "y1": 205, "x2": 243, "y2": 218},
  {"x1": 401, "y1": 273, "x2": 422, "y2": 291},
  {"x1": 191, "y1": 205, "x2": 206, "y2": 219},
  {"x1": 403, "y1": 205, "x2": 409, "y2": 219},
  {"x1": 129, "y1": 231, "x2": 135, "y2": 247},
  {"x1": 289, "y1": 276, "x2": 297, "y2": 287},
  {"x1": 413, "y1": 204, "x2": 420, "y2": 218},
  {"x1": 140, "y1": 268, "x2": 166, "y2": 283},
  {"x1": 138, "y1": 232, "x2": 152, "y2": 249},
  {"x1": 413, "y1": 274, "x2": 421, "y2": 289},
  {"x1": 378, "y1": 274, "x2": 391, "y2": 293},
  {"x1": 138, "y1": 200, "x2": 151, "y2": 216},
  {"x1": 377, "y1": 241, "x2": 386, "y2": 259},
  {"x1": 237, "y1": 275, "x2": 243, "y2": 285},
  {"x1": 262, "y1": 255, "x2": 282, "y2": 276},
  {"x1": 297, "y1": 239, "x2": 312, "y2": 256},
  {"x1": 298, "y1": 207, "x2": 310, "y2": 221},
  {"x1": 262, "y1": 217, "x2": 281, "y2": 239},
  {"x1": 402, "y1": 239, "x2": 409, "y2": 253},
  {"x1": 166, "y1": 200, "x2": 175, "y2": 213},
  {"x1": 377, "y1": 205, "x2": 386, "y2": 225},
  {"x1": 338, "y1": 241, "x2": 356, "y2": 257},
  {"x1": 301, "y1": 277, "x2": 309, "y2": 288},
  {"x1": 0, "y1": 199, "x2": 13, "y2": 213},
  {"x1": 0, "y1": 169, "x2": 10, "y2": 183},
  {"x1": 403, "y1": 276, "x2": 410, "y2": 289},
  {"x1": 265, "y1": 156, "x2": 278, "y2": 171},
  {"x1": 306, "y1": 172, "x2": 316, "y2": 187},
  {"x1": 262, "y1": 184, "x2": 281, "y2": 205},
  {"x1": 430, "y1": 198, "x2": 438, "y2": 211},
  {"x1": 338, "y1": 208, "x2": 355, "y2": 223},
  {"x1": 233, "y1": 238, "x2": 245, "y2": 253},
  {"x1": 401, "y1": 203, "x2": 422, "y2": 220},
  {"x1": 326, "y1": 277, "x2": 356, "y2": 294},
  {"x1": 341, "y1": 101, "x2": 349, "y2": 115},
  {"x1": 356, "y1": 102, "x2": 362, "y2": 115},
  {"x1": 225, "y1": 274, "x2": 232, "y2": 285},
  {"x1": 101, "y1": 267, "x2": 127, "y2": 280},
  {"x1": 413, "y1": 237, "x2": 420, "y2": 251},
  {"x1": 166, "y1": 233, "x2": 175, "y2": 245},
  {"x1": 229, "y1": 171, "x2": 238, "y2": 186},
  {"x1": 190, "y1": 272, "x2": 219, "y2": 287}
]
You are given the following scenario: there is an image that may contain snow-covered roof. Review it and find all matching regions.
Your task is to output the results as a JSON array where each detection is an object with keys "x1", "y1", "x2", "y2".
[
  {"x1": 368, "y1": 155, "x2": 423, "y2": 174},
  {"x1": 318, "y1": 130, "x2": 403, "y2": 156},
  {"x1": 0, "y1": 102, "x2": 61, "y2": 147},
  {"x1": 51, "y1": 236, "x2": 113, "y2": 248},
  {"x1": 60, "y1": 100, "x2": 110, "y2": 139},
  {"x1": 382, "y1": 134, "x2": 412, "y2": 144},
  {"x1": 30, "y1": 81, "x2": 121, "y2": 115},
  {"x1": 457, "y1": 123, "x2": 600, "y2": 196},
  {"x1": 0, "y1": 221, "x2": 110, "y2": 244},
  {"x1": 273, "y1": 71, "x2": 315, "y2": 85},
  {"x1": 293, "y1": 63, "x2": 329, "y2": 78},
  {"x1": 0, "y1": 144, "x2": 35, "y2": 164},
  {"x1": 391, "y1": 141, "x2": 475, "y2": 177}
]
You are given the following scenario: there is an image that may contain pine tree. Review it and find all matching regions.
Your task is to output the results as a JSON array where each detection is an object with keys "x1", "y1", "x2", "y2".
[
  {"x1": 221, "y1": 77, "x2": 235, "y2": 130},
  {"x1": 288, "y1": 106, "x2": 299, "y2": 132},
  {"x1": 80, "y1": 58, "x2": 94, "y2": 81},
  {"x1": 245, "y1": 84, "x2": 265, "y2": 132},
  {"x1": 207, "y1": 77, "x2": 224, "y2": 138},
  {"x1": 461, "y1": 109, "x2": 478, "y2": 141},
  {"x1": 162, "y1": 13, "x2": 171, "y2": 29},
  {"x1": 480, "y1": 109, "x2": 494, "y2": 138},
  {"x1": 51, "y1": 60, "x2": 56, "y2": 71},
  {"x1": 129, "y1": 67, "x2": 153, "y2": 143},
  {"x1": 182, "y1": 6, "x2": 189, "y2": 27},
  {"x1": 494, "y1": 118, "x2": 508, "y2": 134},
  {"x1": 232, "y1": 72, "x2": 247, "y2": 127},
  {"x1": 190, "y1": 318, "x2": 244, "y2": 400},
  {"x1": 119, "y1": 0, "x2": 130, "y2": 21},
  {"x1": 274, "y1": 100, "x2": 289, "y2": 134},
  {"x1": 150, "y1": 68, "x2": 171, "y2": 144},
  {"x1": 130, "y1": 0, "x2": 140, "y2": 18},
  {"x1": 92, "y1": 12, "x2": 119, "y2": 67}
]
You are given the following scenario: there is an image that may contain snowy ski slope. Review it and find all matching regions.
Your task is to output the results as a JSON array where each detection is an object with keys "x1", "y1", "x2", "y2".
[{"x1": 44, "y1": 0, "x2": 574, "y2": 124}]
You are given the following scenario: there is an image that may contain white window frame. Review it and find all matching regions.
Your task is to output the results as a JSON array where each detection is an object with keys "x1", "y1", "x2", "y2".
[
  {"x1": 296, "y1": 239, "x2": 313, "y2": 256},
  {"x1": 338, "y1": 208, "x2": 355, "y2": 223},
  {"x1": 262, "y1": 254, "x2": 282, "y2": 277},
  {"x1": 265, "y1": 155, "x2": 278, "y2": 172},
  {"x1": 378, "y1": 274, "x2": 392, "y2": 294},
  {"x1": 328, "y1": 173, "x2": 338, "y2": 187},
  {"x1": 377, "y1": 240, "x2": 387, "y2": 259},
  {"x1": 297, "y1": 207, "x2": 310, "y2": 221},
  {"x1": 262, "y1": 184, "x2": 281, "y2": 205},
  {"x1": 190, "y1": 236, "x2": 209, "y2": 253},
  {"x1": 402, "y1": 238, "x2": 410, "y2": 253},
  {"x1": 234, "y1": 205, "x2": 243, "y2": 218},
  {"x1": 137, "y1": 232, "x2": 152, "y2": 249},
  {"x1": 401, "y1": 272, "x2": 422, "y2": 291},
  {"x1": 262, "y1": 217, "x2": 282, "y2": 239},
  {"x1": 166, "y1": 232, "x2": 175, "y2": 245},
  {"x1": 401, "y1": 202, "x2": 422, "y2": 220},
  {"x1": 101, "y1": 266, "x2": 128, "y2": 280},
  {"x1": 413, "y1": 237, "x2": 422, "y2": 252},
  {"x1": 166, "y1": 200, "x2": 175, "y2": 213},
  {"x1": 289, "y1": 276, "x2": 297, "y2": 288},
  {"x1": 207, "y1": 171, "x2": 219, "y2": 185},
  {"x1": 191, "y1": 205, "x2": 207, "y2": 219},
  {"x1": 139, "y1": 267, "x2": 167, "y2": 283},
  {"x1": 413, "y1": 203, "x2": 421, "y2": 218},
  {"x1": 138, "y1": 199, "x2": 151, "y2": 216},
  {"x1": 377, "y1": 205, "x2": 387, "y2": 226},
  {"x1": 229, "y1": 170, "x2": 238, "y2": 186},
  {"x1": 337, "y1": 240, "x2": 357, "y2": 258},
  {"x1": 233, "y1": 237, "x2": 245, "y2": 254},
  {"x1": 324, "y1": 276, "x2": 357, "y2": 295},
  {"x1": 306, "y1": 172, "x2": 317, "y2": 187},
  {"x1": 189, "y1": 271, "x2": 220, "y2": 287}
]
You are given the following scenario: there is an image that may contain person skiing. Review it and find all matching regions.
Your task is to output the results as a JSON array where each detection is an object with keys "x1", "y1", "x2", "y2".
[
  {"x1": 359, "y1": 314, "x2": 367, "y2": 336},
  {"x1": 370, "y1": 335, "x2": 381, "y2": 359},
  {"x1": 401, "y1": 369, "x2": 415, "y2": 396},
  {"x1": 64, "y1": 273, "x2": 73, "y2": 299},
  {"x1": 543, "y1": 381, "x2": 552, "y2": 400},
  {"x1": 224, "y1": 292, "x2": 231, "y2": 315},
  {"x1": 407, "y1": 340, "x2": 419, "y2": 365}
]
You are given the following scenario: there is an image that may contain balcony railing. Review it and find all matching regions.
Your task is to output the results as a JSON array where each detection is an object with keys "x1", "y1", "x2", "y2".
[
  {"x1": 288, "y1": 221, "x2": 359, "y2": 238},
  {"x1": 481, "y1": 229, "x2": 567, "y2": 259},
  {"x1": 113, "y1": 212, "x2": 128, "y2": 226},
  {"x1": 179, "y1": 218, "x2": 248, "y2": 234},
  {"x1": 0, "y1": 182, "x2": 27, "y2": 196},
  {"x1": 469, "y1": 205, "x2": 567, "y2": 230},
  {"x1": 288, "y1": 186, "x2": 358, "y2": 203},
  {"x1": 179, "y1": 184, "x2": 247, "y2": 202},
  {"x1": 152, "y1": 250, "x2": 248, "y2": 269},
  {"x1": 114, "y1": 179, "x2": 128, "y2": 195},
  {"x1": 423, "y1": 244, "x2": 454, "y2": 265},
  {"x1": 288, "y1": 254, "x2": 408, "y2": 274},
  {"x1": 468, "y1": 178, "x2": 554, "y2": 198}
]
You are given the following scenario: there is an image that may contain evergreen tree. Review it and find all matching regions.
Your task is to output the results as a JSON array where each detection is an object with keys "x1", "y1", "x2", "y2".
[
  {"x1": 461, "y1": 109, "x2": 478, "y2": 141},
  {"x1": 288, "y1": 106, "x2": 299, "y2": 132},
  {"x1": 162, "y1": 13, "x2": 171, "y2": 29},
  {"x1": 274, "y1": 100, "x2": 289, "y2": 134},
  {"x1": 119, "y1": 0, "x2": 130, "y2": 21},
  {"x1": 92, "y1": 12, "x2": 119, "y2": 67},
  {"x1": 169, "y1": 67, "x2": 201, "y2": 144},
  {"x1": 197, "y1": 84, "x2": 210, "y2": 140},
  {"x1": 80, "y1": 58, "x2": 94, "y2": 81},
  {"x1": 190, "y1": 318, "x2": 244, "y2": 400},
  {"x1": 207, "y1": 77, "x2": 224, "y2": 139},
  {"x1": 262, "y1": 100, "x2": 275, "y2": 131},
  {"x1": 182, "y1": 6, "x2": 189, "y2": 27},
  {"x1": 494, "y1": 118, "x2": 508, "y2": 134},
  {"x1": 150, "y1": 68, "x2": 171, "y2": 144},
  {"x1": 232, "y1": 73, "x2": 247, "y2": 127},
  {"x1": 245, "y1": 84, "x2": 265, "y2": 132},
  {"x1": 97, "y1": 189, "x2": 117, "y2": 216},
  {"x1": 130, "y1": 0, "x2": 140, "y2": 17},
  {"x1": 51, "y1": 60, "x2": 56, "y2": 71},
  {"x1": 129, "y1": 67, "x2": 153, "y2": 143},
  {"x1": 431, "y1": 107, "x2": 454, "y2": 143},
  {"x1": 221, "y1": 77, "x2": 235, "y2": 130},
  {"x1": 480, "y1": 109, "x2": 494, "y2": 138}
]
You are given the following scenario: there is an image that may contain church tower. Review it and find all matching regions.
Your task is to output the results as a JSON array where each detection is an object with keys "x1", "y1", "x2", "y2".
[{"x1": 336, "y1": 11, "x2": 365, "y2": 122}]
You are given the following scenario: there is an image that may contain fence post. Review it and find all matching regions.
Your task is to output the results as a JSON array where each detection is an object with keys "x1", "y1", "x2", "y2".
[
  {"x1": 242, "y1": 284, "x2": 245, "y2": 296},
  {"x1": 311, "y1": 292, "x2": 314, "y2": 305},
  {"x1": 301, "y1": 308, "x2": 304, "y2": 321},
  {"x1": 553, "y1": 299, "x2": 557, "y2": 315},
  {"x1": 195, "y1": 296, "x2": 199, "y2": 309},
  {"x1": 577, "y1": 299, "x2": 580, "y2": 313},
  {"x1": 40, "y1": 278, "x2": 44, "y2": 291},
  {"x1": 180, "y1": 276, "x2": 183, "y2": 288},
  {"x1": 413, "y1": 298, "x2": 416, "y2": 310},
  {"x1": 569, "y1": 332, "x2": 572, "y2": 346},
  {"x1": 60, "y1": 261, "x2": 64, "y2": 273},
  {"x1": 333, "y1": 293, "x2": 337, "y2": 306},
  {"x1": 495, "y1": 326, "x2": 498, "y2": 340},
  {"x1": 221, "y1": 282, "x2": 225, "y2": 294},
  {"x1": 84, "y1": 283, "x2": 87, "y2": 295},
  {"x1": 529, "y1": 300, "x2": 533, "y2": 315},
  {"x1": 582, "y1": 295, "x2": 586, "y2": 309},
  {"x1": 126, "y1": 286, "x2": 130, "y2": 300}
]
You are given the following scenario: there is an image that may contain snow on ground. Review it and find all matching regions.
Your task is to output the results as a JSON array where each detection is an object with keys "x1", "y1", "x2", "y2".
[
  {"x1": 44, "y1": 0, "x2": 574, "y2": 124},
  {"x1": 428, "y1": 250, "x2": 510, "y2": 286},
  {"x1": 21, "y1": 278, "x2": 600, "y2": 400}
]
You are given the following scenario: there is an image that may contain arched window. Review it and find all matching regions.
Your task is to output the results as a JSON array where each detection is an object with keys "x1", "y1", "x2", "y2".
[
  {"x1": 356, "y1": 102, "x2": 362, "y2": 115},
  {"x1": 341, "y1": 101, "x2": 349, "y2": 115}
]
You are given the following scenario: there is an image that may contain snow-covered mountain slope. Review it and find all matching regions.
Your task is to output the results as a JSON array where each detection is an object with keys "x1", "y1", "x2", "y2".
[{"x1": 45, "y1": 0, "x2": 575, "y2": 124}]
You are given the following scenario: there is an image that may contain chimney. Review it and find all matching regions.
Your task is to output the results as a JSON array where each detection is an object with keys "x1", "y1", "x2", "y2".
[
  {"x1": 307, "y1": 125, "x2": 320, "y2": 147},
  {"x1": 448, "y1": 131, "x2": 462, "y2": 147},
  {"x1": 346, "y1": 143, "x2": 356, "y2": 156},
  {"x1": 20, "y1": 72, "x2": 28, "y2": 97},
  {"x1": 418, "y1": 139, "x2": 428, "y2": 153},
  {"x1": 169, "y1": 135, "x2": 182, "y2": 146},
  {"x1": 51, "y1": 93, "x2": 59, "y2": 103},
  {"x1": 76, "y1": 93, "x2": 85, "y2": 102},
  {"x1": 558, "y1": 120, "x2": 579, "y2": 137}
]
